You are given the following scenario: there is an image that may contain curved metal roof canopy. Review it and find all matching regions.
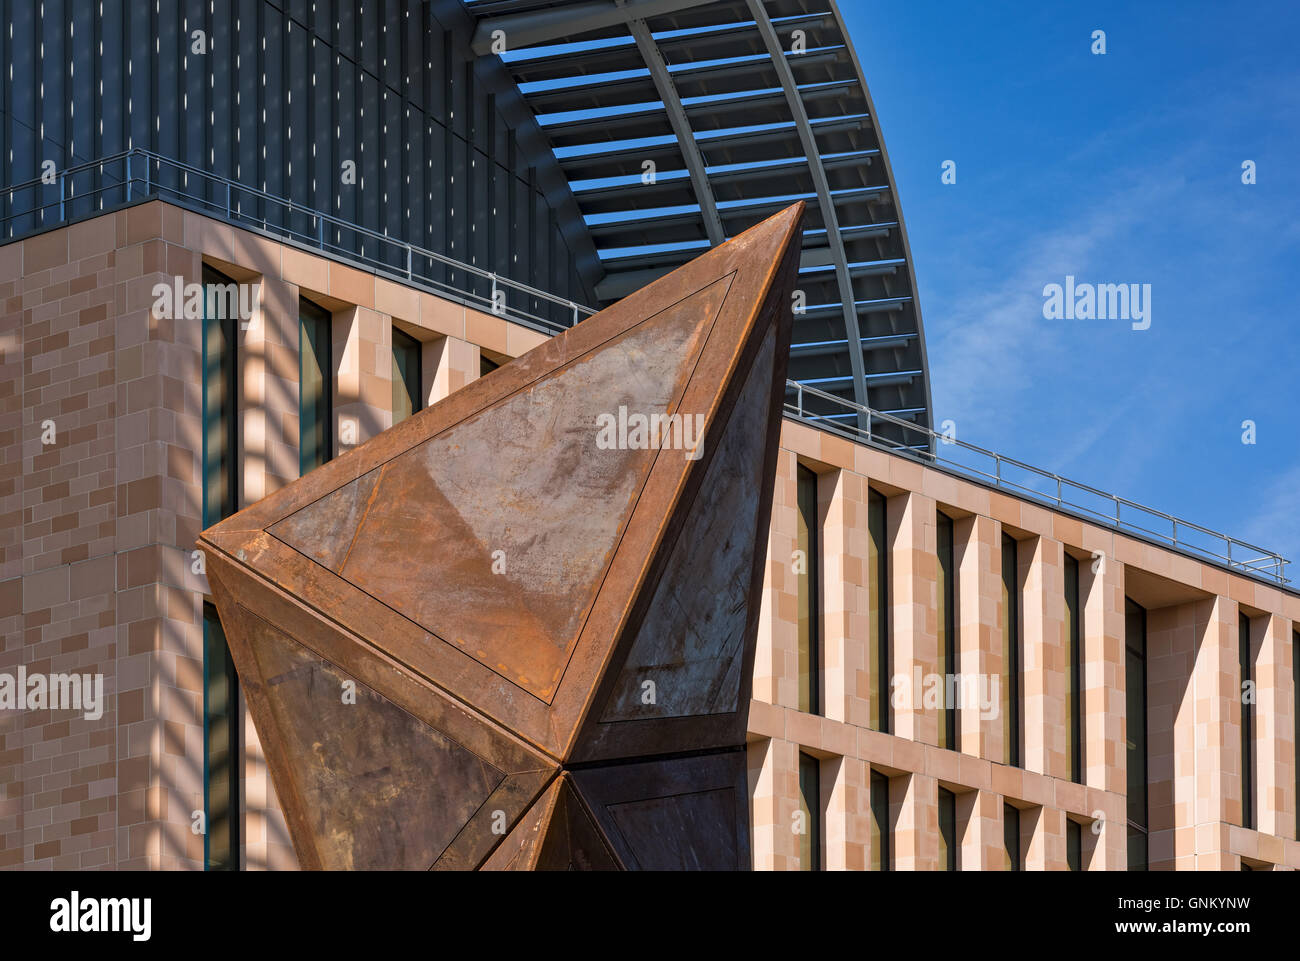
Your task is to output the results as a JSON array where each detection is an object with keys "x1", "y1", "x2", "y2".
[{"x1": 464, "y1": 0, "x2": 934, "y2": 441}]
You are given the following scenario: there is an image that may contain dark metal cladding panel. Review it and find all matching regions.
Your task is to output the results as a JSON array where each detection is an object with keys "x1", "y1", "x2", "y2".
[
  {"x1": 68, "y1": 0, "x2": 95, "y2": 219},
  {"x1": 311, "y1": 33, "x2": 334, "y2": 220},
  {"x1": 155, "y1": 0, "x2": 180, "y2": 194},
  {"x1": 101, "y1": 1, "x2": 126, "y2": 159},
  {"x1": 209, "y1": 2, "x2": 234, "y2": 187},
  {"x1": 287, "y1": 15, "x2": 312, "y2": 209},
  {"x1": 532, "y1": 776, "x2": 622, "y2": 871},
  {"x1": 0, "y1": 1, "x2": 594, "y2": 304},
  {"x1": 183, "y1": 0, "x2": 207, "y2": 175},
  {"x1": 571, "y1": 750, "x2": 751, "y2": 871}
]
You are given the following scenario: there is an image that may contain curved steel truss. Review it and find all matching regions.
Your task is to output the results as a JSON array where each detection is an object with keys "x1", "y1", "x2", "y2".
[{"x1": 465, "y1": 0, "x2": 934, "y2": 441}]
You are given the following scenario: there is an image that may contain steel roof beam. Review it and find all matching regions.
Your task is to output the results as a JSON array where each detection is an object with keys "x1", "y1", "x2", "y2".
[
  {"x1": 745, "y1": 0, "x2": 870, "y2": 422},
  {"x1": 801, "y1": 370, "x2": 920, "y2": 389},
  {"x1": 470, "y1": 0, "x2": 719, "y2": 55},
  {"x1": 827, "y1": 0, "x2": 934, "y2": 436},
  {"x1": 656, "y1": 13, "x2": 836, "y2": 61},
  {"x1": 623, "y1": 9, "x2": 727, "y2": 245},
  {"x1": 790, "y1": 333, "x2": 916, "y2": 357},
  {"x1": 795, "y1": 298, "x2": 912, "y2": 323}
]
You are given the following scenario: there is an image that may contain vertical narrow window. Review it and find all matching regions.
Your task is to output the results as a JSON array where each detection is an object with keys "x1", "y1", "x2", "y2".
[
  {"x1": 480, "y1": 353, "x2": 500, "y2": 377},
  {"x1": 298, "y1": 297, "x2": 333, "y2": 474},
  {"x1": 795, "y1": 465, "x2": 820, "y2": 715},
  {"x1": 797, "y1": 752, "x2": 821, "y2": 871},
  {"x1": 1239, "y1": 613, "x2": 1254, "y2": 830},
  {"x1": 1001, "y1": 533, "x2": 1021, "y2": 767},
  {"x1": 868, "y1": 488, "x2": 889, "y2": 733},
  {"x1": 1067, "y1": 819, "x2": 1082, "y2": 871},
  {"x1": 203, "y1": 603, "x2": 240, "y2": 870},
  {"x1": 1064, "y1": 553, "x2": 1082, "y2": 783},
  {"x1": 937, "y1": 511, "x2": 956, "y2": 751},
  {"x1": 391, "y1": 327, "x2": 422, "y2": 424},
  {"x1": 938, "y1": 787, "x2": 957, "y2": 870},
  {"x1": 202, "y1": 265, "x2": 241, "y2": 871},
  {"x1": 870, "y1": 769, "x2": 890, "y2": 871},
  {"x1": 202, "y1": 265, "x2": 239, "y2": 528},
  {"x1": 1294, "y1": 630, "x2": 1299, "y2": 841},
  {"x1": 1003, "y1": 803, "x2": 1021, "y2": 871},
  {"x1": 1125, "y1": 598, "x2": 1148, "y2": 870}
]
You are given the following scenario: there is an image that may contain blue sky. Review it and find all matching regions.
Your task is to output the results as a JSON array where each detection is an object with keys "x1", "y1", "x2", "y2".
[{"x1": 842, "y1": 0, "x2": 1300, "y2": 579}]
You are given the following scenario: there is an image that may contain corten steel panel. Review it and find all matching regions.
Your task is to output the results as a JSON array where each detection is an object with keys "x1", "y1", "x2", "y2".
[{"x1": 199, "y1": 203, "x2": 803, "y2": 870}]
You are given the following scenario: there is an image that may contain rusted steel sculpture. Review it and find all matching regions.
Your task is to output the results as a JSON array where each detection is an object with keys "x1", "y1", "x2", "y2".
[{"x1": 198, "y1": 204, "x2": 804, "y2": 869}]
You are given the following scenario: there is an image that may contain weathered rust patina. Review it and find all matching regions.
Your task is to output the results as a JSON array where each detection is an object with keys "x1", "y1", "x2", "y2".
[{"x1": 199, "y1": 203, "x2": 804, "y2": 869}]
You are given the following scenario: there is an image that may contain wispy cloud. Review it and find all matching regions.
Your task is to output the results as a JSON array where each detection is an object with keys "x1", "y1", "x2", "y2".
[
  {"x1": 1237, "y1": 462, "x2": 1300, "y2": 577},
  {"x1": 927, "y1": 171, "x2": 1185, "y2": 436}
]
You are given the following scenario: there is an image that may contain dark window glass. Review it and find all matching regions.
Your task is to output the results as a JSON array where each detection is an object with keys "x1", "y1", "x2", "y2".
[
  {"x1": 868, "y1": 489, "x2": 889, "y2": 733},
  {"x1": 870, "y1": 769, "x2": 890, "y2": 871},
  {"x1": 937, "y1": 512, "x2": 956, "y2": 751},
  {"x1": 938, "y1": 787, "x2": 957, "y2": 870},
  {"x1": 203, "y1": 603, "x2": 240, "y2": 871},
  {"x1": 798, "y1": 752, "x2": 821, "y2": 871},
  {"x1": 480, "y1": 353, "x2": 500, "y2": 377},
  {"x1": 1065, "y1": 554, "x2": 1082, "y2": 783},
  {"x1": 202, "y1": 265, "x2": 239, "y2": 528},
  {"x1": 1127, "y1": 828, "x2": 1148, "y2": 871},
  {"x1": 796, "y1": 465, "x2": 820, "y2": 715},
  {"x1": 1126, "y1": 598, "x2": 1148, "y2": 871},
  {"x1": 1067, "y1": 819, "x2": 1082, "y2": 871},
  {"x1": 391, "y1": 327, "x2": 422, "y2": 424},
  {"x1": 299, "y1": 298, "x2": 333, "y2": 474},
  {"x1": 202, "y1": 266, "x2": 241, "y2": 871},
  {"x1": 1001, "y1": 533, "x2": 1021, "y2": 767},
  {"x1": 1239, "y1": 613, "x2": 1254, "y2": 830},
  {"x1": 1003, "y1": 803, "x2": 1021, "y2": 871}
]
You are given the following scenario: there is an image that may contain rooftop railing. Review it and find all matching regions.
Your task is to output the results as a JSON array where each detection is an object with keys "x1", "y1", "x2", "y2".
[
  {"x1": 786, "y1": 380, "x2": 1290, "y2": 585},
  {"x1": 2, "y1": 148, "x2": 1287, "y2": 585},
  {"x1": 0, "y1": 147, "x2": 597, "y2": 335}
]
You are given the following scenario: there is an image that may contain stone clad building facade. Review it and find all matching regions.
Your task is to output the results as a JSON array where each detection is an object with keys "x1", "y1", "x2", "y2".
[{"x1": 750, "y1": 421, "x2": 1298, "y2": 870}]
